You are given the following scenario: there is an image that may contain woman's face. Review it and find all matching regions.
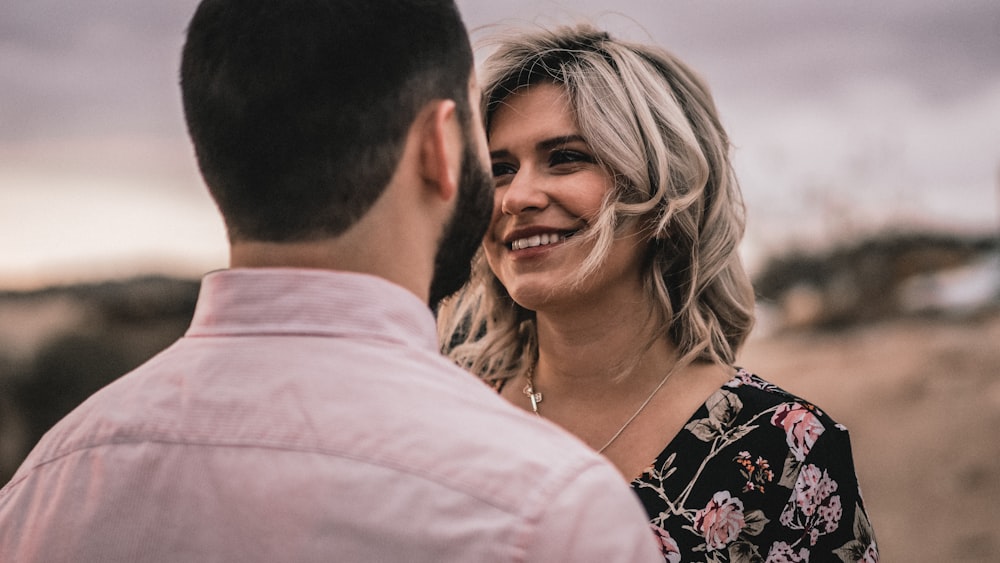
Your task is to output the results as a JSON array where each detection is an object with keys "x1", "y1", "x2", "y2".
[{"x1": 483, "y1": 82, "x2": 647, "y2": 311}]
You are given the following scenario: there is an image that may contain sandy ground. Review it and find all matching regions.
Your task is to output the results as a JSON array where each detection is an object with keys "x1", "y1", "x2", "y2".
[{"x1": 738, "y1": 311, "x2": 1000, "y2": 562}]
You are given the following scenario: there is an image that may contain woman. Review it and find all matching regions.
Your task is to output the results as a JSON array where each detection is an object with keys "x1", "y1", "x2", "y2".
[{"x1": 439, "y1": 25, "x2": 878, "y2": 562}]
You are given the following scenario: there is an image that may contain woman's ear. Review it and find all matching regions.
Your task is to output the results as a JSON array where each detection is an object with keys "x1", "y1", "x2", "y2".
[{"x1": 417, "y1": 99, "x2": 461, "y2": 202}]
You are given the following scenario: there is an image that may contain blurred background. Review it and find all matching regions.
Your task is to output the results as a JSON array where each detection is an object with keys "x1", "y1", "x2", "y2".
[{"x1": 1, "y1": 1, "x2": 998, "y2": 560}]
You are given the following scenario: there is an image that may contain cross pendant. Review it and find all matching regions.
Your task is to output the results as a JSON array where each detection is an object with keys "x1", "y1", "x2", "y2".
[
  {"x1": 529, "y1": 391, "x2": 542, "y2": 411},
  {"x1": 522, "y1": 383, "x2": 543, "y2": 414}
]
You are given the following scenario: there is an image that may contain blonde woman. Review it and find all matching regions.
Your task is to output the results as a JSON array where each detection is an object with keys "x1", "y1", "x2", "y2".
[{"x1": 440, "y1": 25, "x2": 878, "y2": 562}]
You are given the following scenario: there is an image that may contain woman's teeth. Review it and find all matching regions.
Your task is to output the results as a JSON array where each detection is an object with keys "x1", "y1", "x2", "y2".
[{"x1": 511, "y1": 232, "x2": 565, "y2": 250}]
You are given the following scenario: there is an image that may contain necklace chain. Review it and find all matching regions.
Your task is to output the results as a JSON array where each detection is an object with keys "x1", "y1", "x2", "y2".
[{"x1": 521, "y1": 362, "x2": 676, "y2": 454}]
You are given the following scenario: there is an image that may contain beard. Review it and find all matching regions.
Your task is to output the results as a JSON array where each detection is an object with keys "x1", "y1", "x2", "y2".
[{"x1": 428, "y1": 127, "x2": 493, "y2": 309}]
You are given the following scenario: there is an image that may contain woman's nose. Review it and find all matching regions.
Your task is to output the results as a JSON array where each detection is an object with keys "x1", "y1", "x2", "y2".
[{"x1": 499, "y1": 168, "x2": 549, "y2": 215}]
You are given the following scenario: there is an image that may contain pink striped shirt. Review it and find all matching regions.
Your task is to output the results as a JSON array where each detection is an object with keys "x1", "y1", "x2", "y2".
[{"x1": 0, "y1": 269, "x2": 660, "y2": 562}]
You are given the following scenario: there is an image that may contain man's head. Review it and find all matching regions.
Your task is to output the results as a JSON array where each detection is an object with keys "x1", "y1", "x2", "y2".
[{"x1": 180, "y1": 0, "x2": 477, "y2": 243}]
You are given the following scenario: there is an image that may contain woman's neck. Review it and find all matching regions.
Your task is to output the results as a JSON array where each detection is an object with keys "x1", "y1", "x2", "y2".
[
  {"x1": 508, "y1": 284, "x2": 735, "y2": 475},
  {"x1": 532, "y1": 290, "x2": 675, "y2": 396}
]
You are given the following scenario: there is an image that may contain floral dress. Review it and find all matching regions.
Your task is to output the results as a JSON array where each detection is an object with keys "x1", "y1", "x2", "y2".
[{"x1": 633, "y1": 369, "x2": 878, "y2": 563}]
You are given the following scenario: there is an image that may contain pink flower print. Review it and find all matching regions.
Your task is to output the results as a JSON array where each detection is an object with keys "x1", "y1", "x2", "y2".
[
  {"x1": 694, "y1": 491, "x2": 746, "y2": 551},
  {"x1": 817, "y1": 494, "x2": 843, "y2": 534},
  {"x1": 780, "y1": 464, "x2": 843, "y2": 545},
  {"x1": 650, "y1": 525, "x2": 681, "y2": 563},
  {"x1": 771, "y1": 403, "x2": 825, "y2": 462},
  {"x1": 726, "y1": 369, "x2": 756, "y2": 388},
  {"x1": 795, "y1": 464, "x2": 837, "y2": 517},
  {"x1": 765, "y1": 541, "x2": 809, "y2": 562}
]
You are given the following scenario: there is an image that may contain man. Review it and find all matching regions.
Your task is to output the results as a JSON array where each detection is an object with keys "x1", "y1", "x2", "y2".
[{"x1": 0, "y1": 1, "x2": 661, "y2": 561}]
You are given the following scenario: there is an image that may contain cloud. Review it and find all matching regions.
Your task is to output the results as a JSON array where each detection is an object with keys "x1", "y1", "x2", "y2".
[
  {"x1": 460, "y1": 0, "x2": 1000, "y2": 102},
  {"x1": 0, "y1": 1, "x2": 198, "y2": 141},
  {"x1": 1, "y1": 0, "x2": 997, "y2": 284}
]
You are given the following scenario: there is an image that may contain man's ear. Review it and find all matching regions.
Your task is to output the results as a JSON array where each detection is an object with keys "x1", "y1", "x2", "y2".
[{"x1": 417, "y1": 99, "x2": 461, "y2": 202}]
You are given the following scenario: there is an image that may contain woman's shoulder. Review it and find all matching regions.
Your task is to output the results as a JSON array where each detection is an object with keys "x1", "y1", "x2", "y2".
[
  {"x1": 636, "y1": 368, "x2": 876, "y2": 561},
  {"x1": 720, "y1": 368, "x2": 849, "y2": 434},
  {"x1": 684, "y1": 367, "x2": 856, "y2": 474},
  {"x1": 667, "y1": 367, "x2": 856, "y2": 496}
]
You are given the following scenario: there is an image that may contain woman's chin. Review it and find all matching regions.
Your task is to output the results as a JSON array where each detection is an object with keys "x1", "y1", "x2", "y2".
[{"x1": 506, "y1": 283, "x2": 573, "y2": 313}]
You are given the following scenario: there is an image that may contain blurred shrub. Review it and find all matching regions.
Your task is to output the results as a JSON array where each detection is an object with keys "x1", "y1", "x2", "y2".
[
  {"x1": 0, "y1": 276, "x2": 198, "y2": 483},
  {"x1": 754, "y1": 230, "x2": 999, "y2": 329}
]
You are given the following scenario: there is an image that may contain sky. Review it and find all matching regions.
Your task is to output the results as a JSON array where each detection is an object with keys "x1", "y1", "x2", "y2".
[{"x1": 1, "y1": 0, "x2": 998, "y2": 289}]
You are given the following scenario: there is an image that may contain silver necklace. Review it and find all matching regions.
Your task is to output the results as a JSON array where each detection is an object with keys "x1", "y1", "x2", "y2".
[{"x1": 521, "y1": 362, "x2": 676, "y2": 454}]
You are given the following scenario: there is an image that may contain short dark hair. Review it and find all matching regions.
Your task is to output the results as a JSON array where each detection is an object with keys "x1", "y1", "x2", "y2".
[{"x1": 180, "y1": 0, "x2": 473, "y2": 242}]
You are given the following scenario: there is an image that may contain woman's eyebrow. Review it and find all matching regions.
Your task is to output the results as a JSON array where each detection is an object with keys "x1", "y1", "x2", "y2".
[
  {"x1": 489, "y1": 148, "x2": 512, "y2": 160},
  {"x1": 489, "y1": 134, "x2": 588, "y2": 161},
  {"x1": 537, "y1": 135, "x2": 587, "y2": 151}
]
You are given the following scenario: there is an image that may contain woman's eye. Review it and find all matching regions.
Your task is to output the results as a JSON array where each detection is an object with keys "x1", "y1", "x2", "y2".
[
  {"x1": 491, "y1": 162, "x2": 517, "y2": 178},
  {"x1": 550, "y1": 149, "x2": 594, "y2": 167}
]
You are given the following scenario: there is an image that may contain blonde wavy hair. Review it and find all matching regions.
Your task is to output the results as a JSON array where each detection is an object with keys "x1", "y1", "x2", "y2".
[{"x1": 438, "y1": 24, "x2": 755, "y2": 385}]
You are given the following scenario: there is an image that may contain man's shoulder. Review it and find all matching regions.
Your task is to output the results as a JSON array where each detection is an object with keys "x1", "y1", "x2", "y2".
[
  {"x1": 5, "y1": 344, "x2": 615, "y2": 515},
  {"x1": 0, "y1": 348, "x2": 657, "y2": 563}
]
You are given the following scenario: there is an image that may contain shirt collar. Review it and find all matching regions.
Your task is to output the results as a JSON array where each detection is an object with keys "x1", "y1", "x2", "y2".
[{"x1": 186, "y1": 268, "x2": 438, "y2": 351}]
